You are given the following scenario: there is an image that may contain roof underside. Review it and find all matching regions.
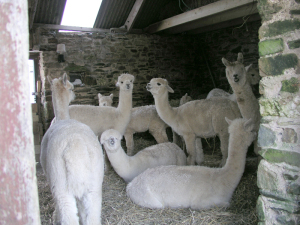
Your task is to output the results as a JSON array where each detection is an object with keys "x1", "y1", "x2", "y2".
[{"x1": 28, "y1": 0, "x2": 260, "y2": 34}]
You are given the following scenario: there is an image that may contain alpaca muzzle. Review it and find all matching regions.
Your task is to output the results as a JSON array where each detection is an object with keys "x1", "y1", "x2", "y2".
[
  {"x1": 233, "y1": 74, "x2": 239, "y2": 82},
  {"x1": 146, "y1": 83, "x2": 151, "y2": 91}
]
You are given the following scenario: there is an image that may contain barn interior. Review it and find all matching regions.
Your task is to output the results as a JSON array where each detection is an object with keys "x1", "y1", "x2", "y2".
[{"x1": 2, "y1": 0, "x2": 299, "y2": 224}]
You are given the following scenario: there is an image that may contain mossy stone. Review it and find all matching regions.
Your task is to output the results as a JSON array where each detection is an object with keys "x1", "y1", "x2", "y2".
[
  {"x1": 260, "y1": 149, "x2": 300, "y2": 167},
  {"x1": 258, "y1": 125, "x2": 277, "y2": 147},
  {"x1": 256, "y1": 196, "x2": 266, "y2": 222},
  {"x1": 65, "y1": 63, "x2": 90, "y2": 74},
  {"x1": 259, "y1": 20, "x2": 300, "y2": 38},
  {"x1": 290, "y1": 10, "x2": 300, "y2": 15},
  {"x1": 288, "y1": 39, "x2": 300, "y2": 49},
  {"x1": 259, "y1": 54, "x2": 298, "y2": 76},
  {"x1": 257, "y1": 0, "x2": 282, "y2": 22},
  {"x1": 259, "y1": 39, "x2": 284, "y2": 56},
  {"x1": 281, "y1": 77, "x2": 299, "y2": 93}
]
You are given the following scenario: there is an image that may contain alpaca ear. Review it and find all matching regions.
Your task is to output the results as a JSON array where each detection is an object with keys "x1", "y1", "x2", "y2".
[
  {"x1": 62, "y1": 73, "x2": 68, "y2": 86},
  {"x1": 222, "y1": 58, "x2": 231, "y2": 67},
  {"x1": 237, "y1": 53, "x2": 243, "y2": 63},
  {"x1": 243, "y1": 118, "x2": 253, "y2": 131},
  {"x1": 225, "y1": 117, "x2": 232, "y2": 125},
  {"x1": 245, "y1": 64, "x2": 253, "y2": 72},
  {"x1": 167, "y1": 85, "x2": 174, "y2": 93},
  {"x1": 47, "y1": 75, "x2": 53, "y2": 86},
  {"x1": 110, "y1": 93, "x2": 114, "y2": 98},
  {"x1": 184, "y1": 93, "x2": 188, "y2": 97},
  {"x1": 98, "y1": 93, "x2": 102, "y2": 98}
]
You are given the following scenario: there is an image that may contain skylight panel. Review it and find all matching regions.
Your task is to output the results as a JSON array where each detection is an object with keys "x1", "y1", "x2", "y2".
[{"x1": 61, "y1": 0, "x2": 102, "y2": 28}]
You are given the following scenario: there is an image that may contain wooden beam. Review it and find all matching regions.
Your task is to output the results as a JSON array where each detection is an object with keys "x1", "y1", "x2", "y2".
[
  {"x1": 125, "y1": 0, "x2": 146, "y2": 32},
  {"x1": 33, "y1": 23, "x2": 110, "y2": 32},
  {"x1": 188, "y1": 13, "x2": 261, "y2": 34},
  {"x1": 29, "y1": 0, "x2": 39, "y2": 30},
  {"x1": 145, "y1": 0, "x2": 258, "y2": 34}
]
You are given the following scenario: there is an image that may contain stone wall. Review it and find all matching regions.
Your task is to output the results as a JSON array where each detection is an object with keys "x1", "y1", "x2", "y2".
[
  {"x1": 256, "y1": 0, "x2": 300, "y2": 224},
  {"x1": 33, "y1": 20, "x2": 260, "y2": 130}
]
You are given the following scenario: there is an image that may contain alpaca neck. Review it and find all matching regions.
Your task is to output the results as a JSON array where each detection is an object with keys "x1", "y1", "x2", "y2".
[
  {"x1": 52, "y1": 92, "x2": 70, "y2": 120},
  {"x1": 153, "y1": 91, "x2": 177, "y2": 127},
  {"x1": 222, "y1": 134, "x2": 248, "y2": 185},
  {"x1": 117, "y1": 89, "x2": 132, "y2": 115},
  {"x1": 106, "y1": 146, "x2": 132, "y2": 176},
  {"x1": 231, "y1": 82, "x2": 259, "y2": 121}
]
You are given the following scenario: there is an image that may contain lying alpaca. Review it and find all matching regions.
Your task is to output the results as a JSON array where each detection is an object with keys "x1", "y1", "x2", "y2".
[
  {"x1": 100, "y1": 129, "x2": 186, "y2": 183},
  {"x1": 126, "y1": 117, "x2": 256, "y2": 210},
  {"x1": 97, "y1": 92, "x2": 169, "y2": 156},
  {"x1": 206, "y1": 64, "x2": 260, "y2": 101},
  {"x1": 68, "y1": 73, "x2": 134, "y2": 137},
  {"x1": 41, "y1": 73, "x2": 104, "y2": 224},
  {"x1": 147, "y1": 78, "x2": 241, "y2": 165},
  {"x1": 98, "y1": 93, "x2": 113, "y2": 106},
  {"x1": 222, "y1": 53, "x2": 261, "y2": 154}
]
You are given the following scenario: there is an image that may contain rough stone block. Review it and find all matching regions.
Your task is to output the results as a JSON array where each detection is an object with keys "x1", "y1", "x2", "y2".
[
  {"x1": 281, "y1": 77, "x2": 300, "y2": 93},
  {"x1": 258, "y1": 125, "x2": 277, "y2": 147},
  {"x1": 259, "y1": 54, "x2": 298, "y2": 76},
  {"x1": 282, "y1": 128, "x2": 298, "y2": 143},
  {"x1": 288, "y1": 39, "x2": 300, "y2": 49},
  {"x1": 257, "y1": 0, "x2": 282, "y2": 22},
  {"x1": 259, "y1": 39, "x2": 284, "y2": 56},
  {"x1": 260, "y1": 149, "x2": 300, "y2": 167},
  {"x1": 259, "y1": 20, "x2": 300, "y2": 38}
]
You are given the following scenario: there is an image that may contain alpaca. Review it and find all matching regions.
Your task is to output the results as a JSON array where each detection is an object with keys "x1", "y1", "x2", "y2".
[
  {"x1": 126, "y1": 117, "x2": 256, "y2": 210},
  {"x1": 98, "y1": 93, "x2": 113, "y2": 107},
  {"x1": 222, "y1": 53, "x2": 261, "y2": 154},
  {"x1": 40, "y1": 73, "x2": 104, "y2": 225},
  {"x1": 206, "y1": 64, "x2": 260, "y2": 101},
  {"x1": 96, "y1": 92, "x2": 169, "y2": 156},
  {"x1": 67, "y1": 73, "x2": 134, "y2": 137},
  {"x1": 100, "y1": 129, "x2": 186, "y2": 183},
  {"x1": 147, "y1": 78, "x2": 241, "y2": 166}
]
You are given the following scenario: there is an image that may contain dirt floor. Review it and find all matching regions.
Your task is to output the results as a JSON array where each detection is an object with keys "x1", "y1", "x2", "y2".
[{"x1": 36, "y1": 132, "x2": 259, "y2": 225}]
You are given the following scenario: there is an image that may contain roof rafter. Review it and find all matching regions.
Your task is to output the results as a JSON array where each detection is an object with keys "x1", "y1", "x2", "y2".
[{"x1": 124, "y1": 0, "x2": 146, "y2": 32}]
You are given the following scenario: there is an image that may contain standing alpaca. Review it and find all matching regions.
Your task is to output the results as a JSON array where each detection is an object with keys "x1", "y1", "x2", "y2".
[
  {"x1": 126, "y1": 118, "x2": 256, "y2": 210},
  {"x1": 206, "y1": 64, "x2": 261, "y2": 101},
  {"x1": 222, "y1": 53, "x2": 261, "y2": 154},
  {"x1": 100, "y1": 129, "x2": 186, "y2": 183},
  {"x1": 147, "y1": 78, "x2": 241, "y2": 165},
  {"x1": 98, "y1": 93, "x2": 113, "y2": 107},
  {"x1": 68, "y1": 73, "x2": 134, "y2": 137},
  {"x1": 41, "y1": 73, "x2": 104, "y2": 225},
  {"x1": 97, "y1": 92, "x2": 169, "y2": 156}
]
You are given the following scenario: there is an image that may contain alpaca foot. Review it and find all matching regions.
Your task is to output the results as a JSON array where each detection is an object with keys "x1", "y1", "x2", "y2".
[{"x1": 187, "y1": 156, "x2": 196, "y2": 165}]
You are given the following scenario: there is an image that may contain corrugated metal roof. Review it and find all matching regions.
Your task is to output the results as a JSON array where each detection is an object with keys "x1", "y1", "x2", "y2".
[{"x1": 33, "y1": 0, "x2": 67, "y2": 25}]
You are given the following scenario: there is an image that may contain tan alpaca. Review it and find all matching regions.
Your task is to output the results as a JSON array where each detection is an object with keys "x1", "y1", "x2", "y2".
[
  {"x1": 222, "y1": 53, "x2": 261, "y2": 154},
  {"x1": 67, "y1": 73, "x2": 134, "y2": 137},
  {"x1": 126, "y1": 118, "x2": 256, "y2": 210},
  {"x1": 98, "y1": 93, "x2": 113, "y2": 107},
  {"x1": 147, "y1": 78, "x2": 241, "y2": 166},
  {"x1": 41, "y1": 73, "x2": 104, "y2": 224},
  {"x1": 100, "y1": 129, "x2": 186, "y2": 183},
  {"x1": 206, "y1": 64, "x2": 261, "y2": 101},
  {"x1": 97, "y1": 93, "x2": 169, "y2": 156}
]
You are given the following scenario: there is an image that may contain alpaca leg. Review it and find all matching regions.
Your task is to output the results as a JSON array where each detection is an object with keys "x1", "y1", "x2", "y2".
[
  {"x1": 124, "y1": 131, "x2": 134, "y2": 156},
  {"x1": 183, "y1": 134, "x2": 196, "y2": 165},
  {"x1": 219, "y1": 134, "x2": 229, "y2": 167},
  {"x1": 151, "y1": 129, "x2": 169, "y2": 144},
  {"x1": 195, "y1": 138, "x2": 204, "y2": 165},
  {"x1": 79, "y1": 191, "x2": 102, "y2": 225},
  {"x1": 54, "y1": 193, "x2": 79, "y2": 225}
]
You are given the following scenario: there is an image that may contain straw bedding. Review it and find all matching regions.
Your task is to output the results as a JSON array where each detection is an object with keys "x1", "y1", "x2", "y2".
[{"x1": 37, "y1": 132, "x2": 259, "y2": 225}]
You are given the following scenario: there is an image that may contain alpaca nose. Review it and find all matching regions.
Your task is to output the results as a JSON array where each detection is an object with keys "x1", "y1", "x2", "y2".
[
  {"x1": 233, "y1": 74, "x2": 239, "y2": 82},
  {"x1": 126, "y1": 83, "x2": 130, "y2": 89},
  {"x1": 146, "y1": 83, "x2": 151, "y2": 90}
]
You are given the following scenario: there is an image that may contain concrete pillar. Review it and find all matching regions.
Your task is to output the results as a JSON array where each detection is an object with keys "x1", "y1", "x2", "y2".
[
  {"x1": 256, "y1": 0, "x2": 300, "y2": 224},
  {"x1": 0, "y1": 0, "x2": 40, "y2": 224}
]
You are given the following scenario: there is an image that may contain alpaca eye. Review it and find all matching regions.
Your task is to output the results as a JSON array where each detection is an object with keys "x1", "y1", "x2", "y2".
[
  {"x1": 130, "y1": 80, "x2": 132, "y2": 83},
  {"x1": 251, "y1": 74, "x2": 255, "y2": 77},
  {"x1": 157, "y1": 83, "x2": 161, "y2": 86},
  {"x1": 121, "y1": 81, "x2": 123, "y2": 84}
]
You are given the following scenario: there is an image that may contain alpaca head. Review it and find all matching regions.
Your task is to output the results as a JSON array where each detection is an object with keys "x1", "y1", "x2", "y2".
[
  {"x1": 146, "y1": 78, "x2": 174, "y2": 97},
  {"x1": 47, "y1": 73, "x2": 75, "y2": 105},
  {"x1": 116, "y1": 73, "x2": 135, "y2": 92},
  {"x1": 245, "y1": 64, "x2": 261, "y2": 85},
  {"x1": 222, "y1": 53, "x2": 247, "y2": 87},
  {"x1": 225, "y1": 117, "x2": 256, "y2": 147},
  {"x1": 98, "y1": 93, "x2": 113, "y2": 107},
  {"x1": 180, "y1": 93, "x2": 192, "y2": 106},
  {"x1": 100, "y1": 129, "x2": 122, "y2": 153}
]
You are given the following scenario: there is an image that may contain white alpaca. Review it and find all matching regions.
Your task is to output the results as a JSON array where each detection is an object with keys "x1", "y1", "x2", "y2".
[
  {"x1": 222, "y1": 53, "x2": 261, "y2": 154},
  {"x1": 147, "y1": 78, "x2": 241, "y2": 165},
  {"x1": 68, "y1": 73, "x2": 134, "y2": 137},
  {"x1": 126, "y1": 117, "x2": 256, "y2": 210},
  {"x1": 100, "y1": 129, "x2": 186, "y2": 183},
  {"x1": 206, "y1": 64, "x2": 260, "y2": 101},
  {"x1": 98, "y1": 93, "x2": 113, "y2": 107},
  {"x1": 40, "y1": 73, "x2": 104, "y2": 225},
  {"x1": 97, "y1": 93, "x2": 169, "y2": 156}
]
